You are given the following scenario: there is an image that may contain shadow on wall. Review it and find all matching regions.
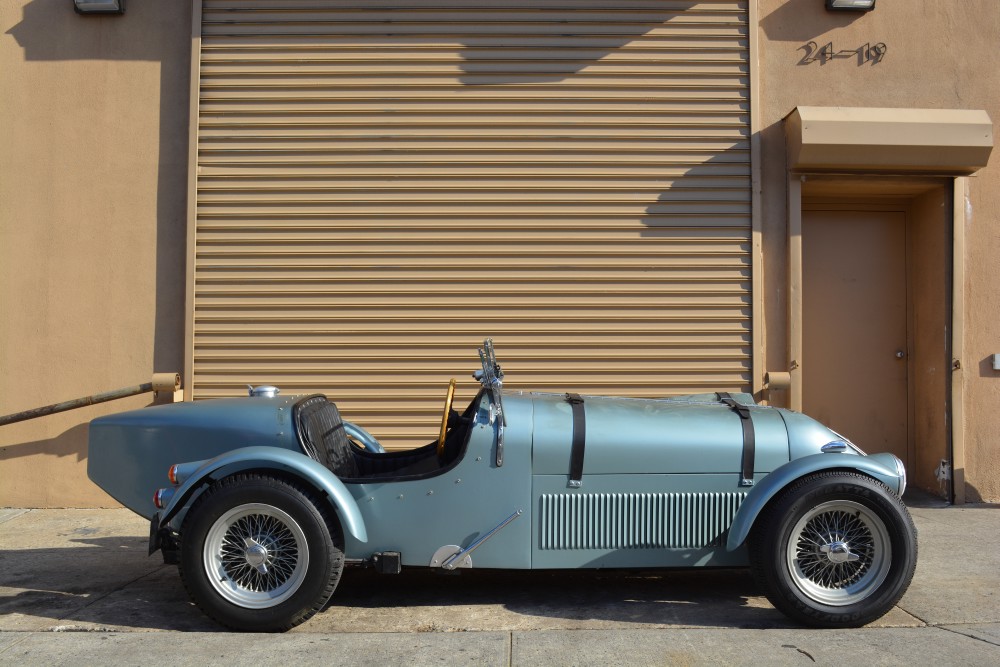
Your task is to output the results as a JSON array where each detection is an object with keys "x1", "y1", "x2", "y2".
[
  {"x1": 5, "y1": 0, "x2": 189, "y2": 386},
  {"x1": 964, "y1": 328, "x2": 997, "y2": 503},
  {"x1": 759, "y1": 0, "x2": 868, "y2": 42},
  {"x1": 0, "y1": 423, "x2": 89, "y2": 464},
  {"x1": 3, "y1": 1, "x2": 190, "y2": 469},
  {"x1": 972, "y1": 354, "x2": 1000, "y2": 502},
  {"x1": 453, "y1": 8, "x2": 672, "y2": 84},
  {"x1": 638, "y1": 146, "x2": 755, "y2": 395},
  {"x1": 0, "y1": 392, "x2": 160, "y2": 464}
]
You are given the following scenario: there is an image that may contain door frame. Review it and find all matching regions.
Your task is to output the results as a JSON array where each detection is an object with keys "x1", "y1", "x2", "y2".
[{"x1": 786, "y1": 174, "x2": 966, "y2": 502}]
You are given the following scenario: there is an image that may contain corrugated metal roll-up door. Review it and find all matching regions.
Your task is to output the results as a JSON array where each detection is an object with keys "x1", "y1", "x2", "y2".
[{"x1": 194, "y1": 0, "x2": 751, "y2": 448}]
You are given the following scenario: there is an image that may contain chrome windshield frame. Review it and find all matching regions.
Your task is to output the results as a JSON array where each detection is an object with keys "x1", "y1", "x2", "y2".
[{"x1": 474, "y1": 338, "x2": 506, "y2": 465}]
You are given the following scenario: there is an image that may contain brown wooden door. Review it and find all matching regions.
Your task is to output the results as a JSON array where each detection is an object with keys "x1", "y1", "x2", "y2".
[{"x1": 802, "y1": 210, "x2": 908, "y2": 463}]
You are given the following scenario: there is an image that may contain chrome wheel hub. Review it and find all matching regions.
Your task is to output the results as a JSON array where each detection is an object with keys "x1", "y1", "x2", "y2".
[
  {"x1": 244, "y1": 541, "x2": 269, "y2": 571},
  {"x1": 786, "y1": 500, "x2": 891, "y2": 606},
  {"x1": 820, "y1": 540, "x2": 860, "y2": 565}
]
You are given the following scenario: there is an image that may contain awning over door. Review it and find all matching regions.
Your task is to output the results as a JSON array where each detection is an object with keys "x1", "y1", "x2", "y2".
[{"x1": 786, "y1": 106, "x2": 993, "y2": 174}]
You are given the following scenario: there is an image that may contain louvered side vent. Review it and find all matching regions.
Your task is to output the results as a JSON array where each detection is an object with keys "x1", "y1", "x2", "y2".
[{"x1": 539, "y1": 492, "x2": 746, "y2": 550}]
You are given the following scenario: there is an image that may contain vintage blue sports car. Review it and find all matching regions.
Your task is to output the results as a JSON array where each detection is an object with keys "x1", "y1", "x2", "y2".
[{"x1": 88, "y1": 339, "x2": 917, "y2": 632}]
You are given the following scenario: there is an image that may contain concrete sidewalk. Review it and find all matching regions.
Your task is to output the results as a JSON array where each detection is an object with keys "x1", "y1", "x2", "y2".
[{"x1": 1, "y1": 498, "x2": 999, "y2": 665}]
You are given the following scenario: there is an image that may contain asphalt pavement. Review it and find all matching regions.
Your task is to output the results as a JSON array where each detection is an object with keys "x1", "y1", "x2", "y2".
[{"x1": 1, "y1": 492, "x2": 999, "y2": 666}]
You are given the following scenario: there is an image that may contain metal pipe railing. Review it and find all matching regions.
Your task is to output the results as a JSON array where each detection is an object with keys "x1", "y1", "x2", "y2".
[{"x1": 0, "y1": 373, "x2": 181, "y2": 427}]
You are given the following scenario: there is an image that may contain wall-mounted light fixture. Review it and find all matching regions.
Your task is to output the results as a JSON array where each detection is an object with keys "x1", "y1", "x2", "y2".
[
  {"x1": 826, "y1": 0, "x2": 875, "y2": 12},
  {"x1": 74, "y1": 0, "x2": 125, "y2": 14},
  {"x1": 826, "y1": 0, "x2": 876, "y2": 10}
]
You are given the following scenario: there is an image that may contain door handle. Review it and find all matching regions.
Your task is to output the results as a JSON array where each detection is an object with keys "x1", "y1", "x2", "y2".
[{"x1": 895, "y1": 350, "x2": 905, "y2": 359}]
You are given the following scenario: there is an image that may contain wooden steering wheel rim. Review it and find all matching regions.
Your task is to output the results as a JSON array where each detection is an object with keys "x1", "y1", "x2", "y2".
[{"x1": 437, "y1": 378, "x2": 457, "y2": 458}]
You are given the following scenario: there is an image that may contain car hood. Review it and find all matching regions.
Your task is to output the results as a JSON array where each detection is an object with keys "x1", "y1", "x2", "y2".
[{"x1": 523, "y1": 392, "x2": 790, "y2": 476}]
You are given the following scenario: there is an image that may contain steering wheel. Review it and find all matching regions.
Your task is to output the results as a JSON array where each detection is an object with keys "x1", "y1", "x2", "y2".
[{"x1": 437, "y1": 378, "x2": 457, "y2": 458}]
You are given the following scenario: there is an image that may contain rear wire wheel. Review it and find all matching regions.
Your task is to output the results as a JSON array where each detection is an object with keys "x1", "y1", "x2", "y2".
[
  {"x1": 749, "y1": 472, "x2": 917, "y2": 628},
  {"x1": 179, "y1": 474, "x2": 344, "y2": 632}
]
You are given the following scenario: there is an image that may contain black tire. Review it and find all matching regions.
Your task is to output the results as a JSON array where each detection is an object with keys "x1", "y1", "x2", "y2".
[
  {"x1": 178, "y1": 473, "x2": 345, "y2": 632},
  {"x1": 748, "y1": 471, "x2": 917, "y2": 628}
]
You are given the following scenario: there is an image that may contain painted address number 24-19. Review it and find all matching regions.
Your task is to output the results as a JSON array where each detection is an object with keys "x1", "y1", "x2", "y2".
[{"x1": 798, "y1": 41, "x2": 887, "y2": 65}]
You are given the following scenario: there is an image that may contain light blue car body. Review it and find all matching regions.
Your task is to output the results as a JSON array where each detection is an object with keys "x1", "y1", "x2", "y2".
[{"x1": 88, "y1": 372, "x2": 906, "y2": 571}]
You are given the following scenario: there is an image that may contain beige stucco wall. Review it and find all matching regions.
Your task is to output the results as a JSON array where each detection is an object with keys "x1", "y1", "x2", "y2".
[
  {"x1": 757, "y1": 0, "x2": 1000, "y2": 500},
  {"x1": 0, "y1": 0, "x2": 191, "y2": 506}
]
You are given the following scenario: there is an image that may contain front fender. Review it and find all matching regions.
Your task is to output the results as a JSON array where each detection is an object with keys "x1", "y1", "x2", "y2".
[
  {"x1": 159, "y1": 446, "x2": 367, "y2": 543},
  {"x1": 726, "y1": 452, "x2": 903, "y2": 551}
]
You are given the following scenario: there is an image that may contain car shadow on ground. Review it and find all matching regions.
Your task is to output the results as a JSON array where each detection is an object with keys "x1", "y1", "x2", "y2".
[
  {"x1": 324, "y1": 566, "x2": 792, "y2": 632},
  {"x1": 0, "y1": 535, "x2": 216, "y2": 632},
  {"x1": 0, "y1": 534, "x2": 788, "y2": 632}
]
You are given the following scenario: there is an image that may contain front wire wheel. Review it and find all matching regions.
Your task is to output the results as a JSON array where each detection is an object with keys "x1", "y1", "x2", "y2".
[
  {"x1": 749, "y1": 472, "x2": 917, "y2": 628},
  {"x1": 204, "y1": 503, "x2": 309, "y2": 609},
  {"x1": 787, "y1": 500, "x2": 891, "y2": 606},
  {"x1": 179, "y1": 474, "x2": 344, "y2": 632}
]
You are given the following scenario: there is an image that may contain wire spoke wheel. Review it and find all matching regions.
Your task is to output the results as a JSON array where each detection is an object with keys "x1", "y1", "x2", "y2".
[
  {"x1": 749, "y1": 472, "x2": 917, "y2": 628},
  {"x1": 204, "y1": 503, "x2": 309, "y2": 609},
  {"x1": 786, "y1": 500, "x2": 891, "y2": 606},
  {"x1": 180, "y1": 474, "x2": 345, "y2": 631}
]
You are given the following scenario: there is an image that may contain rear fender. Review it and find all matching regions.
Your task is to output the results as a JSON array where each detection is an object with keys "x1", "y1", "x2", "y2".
[
  {"x1": 158, "y1": 446, "x2": 367, "y2": 543},
  {"x1": 726, "y1": 452, "x2": 903, "y2": 551}
]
